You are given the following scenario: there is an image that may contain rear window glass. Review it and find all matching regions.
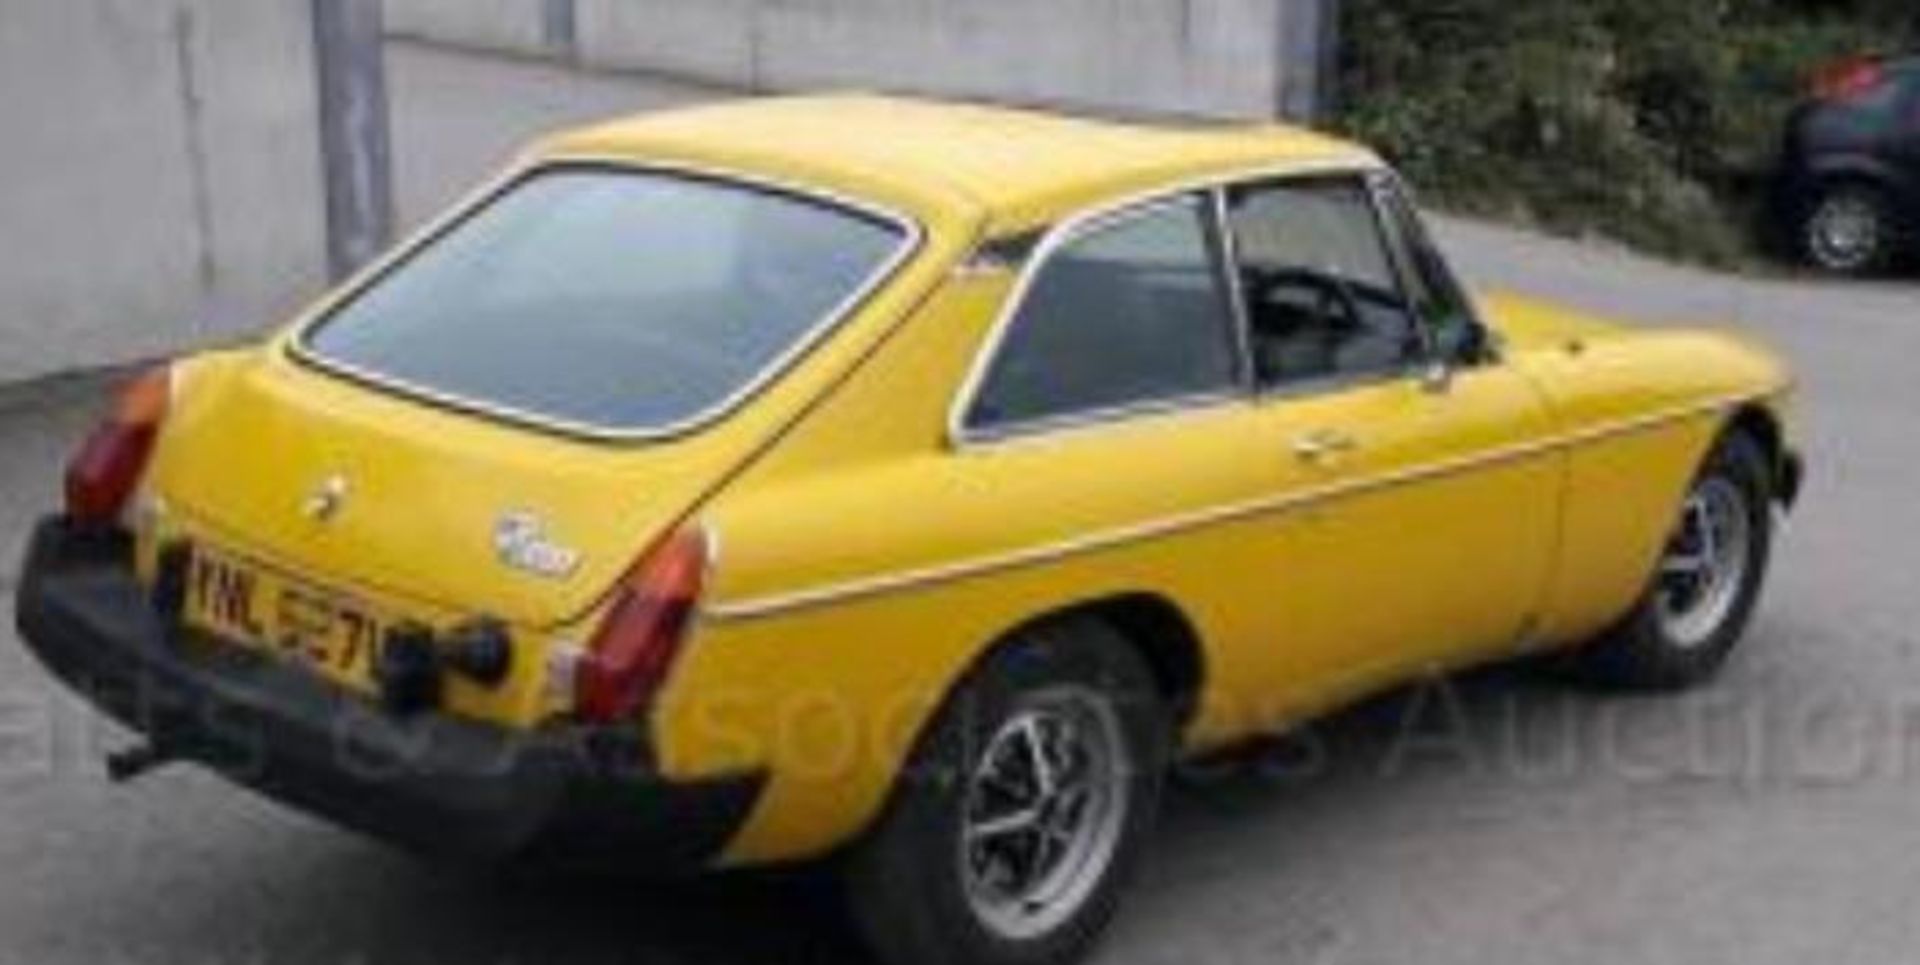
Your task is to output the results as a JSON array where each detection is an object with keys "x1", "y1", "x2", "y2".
[{"x1": 299, "y1": 169, "x2": 912, "y2": 436}]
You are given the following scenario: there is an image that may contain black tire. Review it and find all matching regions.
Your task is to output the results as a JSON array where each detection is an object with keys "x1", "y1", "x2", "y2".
[
  {"x1": 1798, "y1": 181, "x2": 1899, "y2": 276},
  {"x1": 844, "y1": 618, "x2": 1170, "y2": 965},
  {"x1": 1563, "y1": 429, "x2": 1774, "y2": 690}
]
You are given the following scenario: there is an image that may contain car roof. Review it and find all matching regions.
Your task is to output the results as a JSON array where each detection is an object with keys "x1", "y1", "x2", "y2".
[{"x1": 535, "y1": 94, "x2": 1380, "y2": 235}]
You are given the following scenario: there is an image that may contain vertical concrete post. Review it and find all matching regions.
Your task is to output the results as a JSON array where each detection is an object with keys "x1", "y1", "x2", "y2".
[
  {"x1": 312, "y1": 0, "x2": 394, "y2": 280},
  {"x1": 1278, "y1": 0, "x2": 1341, "y2": 121},
  {"x1": 542, "y1": 0, "x2": 579, "y2": 61},
  {"x1": 1316, "y1": 0, "x2": 1342, "y2": 120}
]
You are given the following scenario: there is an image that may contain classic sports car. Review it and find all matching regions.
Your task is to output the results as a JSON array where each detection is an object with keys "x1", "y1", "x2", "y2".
[{"x1": 17, "y1": 97, "x2": 1799, "y2": 965}]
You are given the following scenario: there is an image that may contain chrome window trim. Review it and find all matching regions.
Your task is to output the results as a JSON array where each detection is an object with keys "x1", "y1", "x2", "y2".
[
  {"x1": 286, "y1": 157, "x2": 927, "y2": 445},
  {"x1": 1209, "y1": 186, "x2": 1259, "y2": 394},
  {"x1": 955, "y1": 389, "x2": 1246, "y2": 448},
  {"x1": 1357, "y1": 169, "x2": 1441, "y2": 362},
  {"x1": 1364, "y1": 169, "x2": 1499, "y2": 366},
  {"x1": 711, "y1": 390, "x2": 1785, "y2": 622},
  {"x1": 947, "y1": 157, "x2": 1385, "y2": 450}
]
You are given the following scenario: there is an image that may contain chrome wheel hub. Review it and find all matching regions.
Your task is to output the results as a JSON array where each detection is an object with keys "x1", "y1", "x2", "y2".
[
  {"x1": 959, "y1": 687, "x2": 1129, "y2": 941},
  {"x1": 1656, "y1": 475, "x2": 1751, "y2": 649},
  {"x1": 1809, "y1": 194, "x2": 1880, "y2": 271}
]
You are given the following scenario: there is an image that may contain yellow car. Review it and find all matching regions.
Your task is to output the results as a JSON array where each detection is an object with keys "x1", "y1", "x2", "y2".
[{"x1": 18, "y1": 96, "x2": 1799, "y2": 965}]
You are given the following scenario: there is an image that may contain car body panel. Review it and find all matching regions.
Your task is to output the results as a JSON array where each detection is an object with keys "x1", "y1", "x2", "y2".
[
  {"x1": 540, "y1": 95, "x2": 1376, "y2": 236},
  {"x1": 1483, "y1": 293, "x2": 1793, "y2": 641},
  {"x1": 657, "y1": 275, "x2": 1790, "y2": 865},
  {"x1": 64, "y1": 96, "x2": 1795, "y2": 868},
  {"x1": 135, "y1": 155, "x2": 982, "y2": 727}
]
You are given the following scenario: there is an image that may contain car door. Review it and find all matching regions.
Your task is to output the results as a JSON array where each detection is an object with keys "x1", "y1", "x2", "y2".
[
  {"x1": 1219, "y1": 172, "x2": 1560, "y2": 708},
  {"x1": 948, "y1": 192, "x2": 1308, "y2": 729}
]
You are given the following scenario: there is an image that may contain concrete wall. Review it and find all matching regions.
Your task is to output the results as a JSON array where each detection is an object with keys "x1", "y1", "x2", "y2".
[
  {"x1": 0, "y1": 0, "x2": 327, "y2": 383},
  {"x1": 386, "y1": 0, "x2": 1327, "y2": 121},
  {"x1": 386, "y1": 0, "x2": 562, "y2": 57}
]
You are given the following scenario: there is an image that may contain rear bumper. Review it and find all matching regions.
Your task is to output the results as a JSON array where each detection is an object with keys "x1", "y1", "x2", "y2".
[{"x1": 13, "y1": 516, "x2": 762, "y2": 872}]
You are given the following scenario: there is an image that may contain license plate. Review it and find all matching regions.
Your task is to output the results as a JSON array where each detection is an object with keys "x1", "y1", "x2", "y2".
[{"x1": 183, "y1": 548, "x2": 386, "y2": 691}]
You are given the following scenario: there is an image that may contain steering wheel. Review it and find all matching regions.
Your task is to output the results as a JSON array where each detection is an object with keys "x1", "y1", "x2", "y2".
[{"x1": 1244, "y1": 266, "x2": 1366, "y2": 333}]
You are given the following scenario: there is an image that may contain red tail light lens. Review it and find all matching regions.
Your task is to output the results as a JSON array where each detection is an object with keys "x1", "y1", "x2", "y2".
[
  {"x1": 64, "y1": 365, "x2": 171, "y2": 526},
  {"x1": 576, "y1": 528, "x2": 708, "y2": 723},
  {"x1": 1810, "y1": 58, "x2": 1886, "y2": 102}
]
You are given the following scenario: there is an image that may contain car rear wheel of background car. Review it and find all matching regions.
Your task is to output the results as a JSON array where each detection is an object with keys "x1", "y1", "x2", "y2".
[
  {"x1": 1563, "y1": 429, "x2": 1774, "y2": 690},
  {"x1": 844, "y1": 618, "x2": 1170, "y2": 965},
  {"x1": 1800, "y1": 183, "x2": 1897, "y2": 275}
]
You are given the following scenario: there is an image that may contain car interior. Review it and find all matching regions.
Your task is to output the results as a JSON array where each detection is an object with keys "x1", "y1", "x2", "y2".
[{"x1": 1227, "y1": 180, "x2": 1425, "y2": 388}]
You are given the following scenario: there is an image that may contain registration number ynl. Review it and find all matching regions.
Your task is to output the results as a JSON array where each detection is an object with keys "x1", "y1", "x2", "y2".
[{"x1": 184, "y1": 549, "x2": 385, "y2": 689}]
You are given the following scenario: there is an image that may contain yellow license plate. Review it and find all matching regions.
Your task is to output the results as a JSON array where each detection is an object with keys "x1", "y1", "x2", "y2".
[{"x1": 183, "y1": 548, "x2": 386, "y2": 691}]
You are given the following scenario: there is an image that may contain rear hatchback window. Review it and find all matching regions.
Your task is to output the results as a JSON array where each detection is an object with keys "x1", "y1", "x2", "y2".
[{"x1": 299, "y1": 168, "x2": 914, "y2": 437}]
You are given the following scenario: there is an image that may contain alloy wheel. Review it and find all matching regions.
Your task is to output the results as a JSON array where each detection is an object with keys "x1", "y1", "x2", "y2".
[
  {"x1": 1806, "y1": 190, "x2": 1884, "y2": 273},
  {"x1": 958, "y1": 686, "x2": 1131, "y2": 942},
  {"x1": 1656, "y1": 475, "x2": 1753, "y2": 649}
]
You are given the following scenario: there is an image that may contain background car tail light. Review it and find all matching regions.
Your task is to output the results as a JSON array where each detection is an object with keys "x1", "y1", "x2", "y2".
[
  {"x1": 1809, "y1": 57, "x2": 1886, "y2": 102},
  {"x1": 64, "y1": 364, "x2": 170, "y2": 526},
  {"x1": 575, "y1": 528, "x2": 708, "y2": 723}
]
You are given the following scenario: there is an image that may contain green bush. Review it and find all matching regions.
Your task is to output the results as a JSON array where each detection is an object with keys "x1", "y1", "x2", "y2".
[{"x1": 1337, "y1": 0, "x2": 1914, "y2": 266}]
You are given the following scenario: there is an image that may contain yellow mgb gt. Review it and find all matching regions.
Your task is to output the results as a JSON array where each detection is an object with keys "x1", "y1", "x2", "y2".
[{"x1": 18, "y1": 96, "x2": 1800, "y2": 965}]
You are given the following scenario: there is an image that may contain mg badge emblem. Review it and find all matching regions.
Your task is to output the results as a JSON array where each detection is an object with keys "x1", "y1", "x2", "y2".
[
  {"x1": 494, "y1": 512, "x2": 582, "y2": 579},
  {"x1": 303, "y1": 475, "x2": 350, "y2": 523}
]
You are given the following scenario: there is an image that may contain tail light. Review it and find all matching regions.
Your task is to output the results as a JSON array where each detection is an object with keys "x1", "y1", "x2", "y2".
[
  {"x1": 1810, "y1": 57, "x2": 1886, "y2": 102},
  {"x1": 65, "y1": 364, "x2": 171, "y2": 527},
  {"x1": 575, "y1": 528, "x2": 708, "y2": 723}
]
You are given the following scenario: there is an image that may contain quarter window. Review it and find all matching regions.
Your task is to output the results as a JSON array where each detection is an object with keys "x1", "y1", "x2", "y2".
[
  {"x1": 964, "y1": 196, "x2": 1242, "y2": 432},
  {"x1": 1225, "y1": 178, "x2": 1424, "y2": 389}
]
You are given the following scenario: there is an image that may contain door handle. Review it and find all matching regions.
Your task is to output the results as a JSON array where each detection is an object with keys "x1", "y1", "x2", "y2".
[{"x1": 1291, "y1": 429, "x2": 1359, "y2": 465}]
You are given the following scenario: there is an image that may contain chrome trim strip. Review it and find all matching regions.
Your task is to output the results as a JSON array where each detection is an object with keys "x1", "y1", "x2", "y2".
[
  {"x1": 947, "y1": 157, "x2": 1386, "y2": 449},
  {"x1": 955, "y1": 389, "x2": 1246, "y2": 449},
  {"x1": 286, "y1": 157, "x2": 928, "y2": 445},
  {"x1": 708, "y1": 392, "x2": 1769, "y2": 621},
  {"x1": 1361, "y1": 169, "x2": 1441, "y2": 361}
]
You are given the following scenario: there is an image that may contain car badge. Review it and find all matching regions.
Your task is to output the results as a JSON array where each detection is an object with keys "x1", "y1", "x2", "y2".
[
  {"x1": 494, "y1": 512, "x2": 582, "y2": 579},
  {"x1": 303, "y1": 475, "x2": 350, "y2": 523}
]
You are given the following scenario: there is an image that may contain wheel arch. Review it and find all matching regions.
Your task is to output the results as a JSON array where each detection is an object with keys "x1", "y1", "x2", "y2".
[
  {"x1": 816, "y1": 590, "x2": 1206, "y2": 861},
  {"x1": 1726, "y1": 402, "x2": 1800, "y2": 509},
  {"x1": 1799, "y1": 156, "x2": 1913, "y2": 203},
  {"x1": 973, "y1": 591, "x2": 1208, "y2": 732}
]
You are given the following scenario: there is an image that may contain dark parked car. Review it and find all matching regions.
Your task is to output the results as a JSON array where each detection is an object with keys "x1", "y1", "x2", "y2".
[{"x1": 1775, "y1": 54, "x2": 1920, "y2": 274}]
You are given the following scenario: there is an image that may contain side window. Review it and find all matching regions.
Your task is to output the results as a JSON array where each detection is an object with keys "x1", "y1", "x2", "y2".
[
  {"x1": 1374, "y1": 178, "x2": 1486, "y2": 364},
  {"x1": 1225, "y1": 178, "x2": 1424, "y2": 389},
  {"x1": 965, "y1": 196, "x2": 1241, "y2": 432}
]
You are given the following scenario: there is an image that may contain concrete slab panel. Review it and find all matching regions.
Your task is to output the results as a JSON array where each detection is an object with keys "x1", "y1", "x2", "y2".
[
  {"x1": 0, "y1": 0, "x2": 325, "y2": 382},
  {"x1": 576, "y1": 0, "x2": 758, "y2": 87},
  {"x1": 385, "y1": 0, "x2": 551, "y2": 56}
]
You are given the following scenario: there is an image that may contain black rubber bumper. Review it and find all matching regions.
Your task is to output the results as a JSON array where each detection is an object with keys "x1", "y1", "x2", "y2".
[{"x1": 12, "y1": 517, "x2": 763, "y2": 872}]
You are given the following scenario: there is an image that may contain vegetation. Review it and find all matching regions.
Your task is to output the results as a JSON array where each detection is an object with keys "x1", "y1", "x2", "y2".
[{"x1": 1336, "y1": 0, "x2": 1917, "y2": 266}]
